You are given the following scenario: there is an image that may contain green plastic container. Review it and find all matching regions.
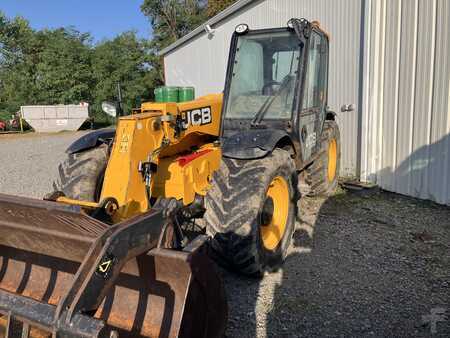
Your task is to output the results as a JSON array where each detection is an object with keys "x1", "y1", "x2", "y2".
[
  {"x1": 154, "y1": 86, "x2": 179, "y2": 103},
  {"x1": 154, "y1": 87, "x2": 164, "y2": 102},
  {"x1": 178, "y1": 87, "x2": 195, "y2": 102},
  {"x1": 163, "y1": 86, "x2": 179, "y2": 103}
]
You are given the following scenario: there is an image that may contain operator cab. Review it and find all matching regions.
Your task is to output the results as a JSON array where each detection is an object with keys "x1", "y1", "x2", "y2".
[
  {"x1": 221, "y1": 18, "x2": 330, "y2": 167},
  {"x1": 225, "y1": 29, "x2": 300, "y2": 122}
]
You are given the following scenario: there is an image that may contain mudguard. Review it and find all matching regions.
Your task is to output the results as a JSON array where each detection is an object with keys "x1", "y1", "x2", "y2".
[
  {"x1": 67, "y1": 128, "x2": 116, "y2": 154},
  {"x1": 221, "y1": 129, "x2": 294, "y2": 160}
]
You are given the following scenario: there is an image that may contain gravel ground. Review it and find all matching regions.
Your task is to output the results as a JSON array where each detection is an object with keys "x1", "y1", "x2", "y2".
[
  {"x1": 0, "y1": 132, "x2": 449, "y2": 337},
  {"x1": 224, "y1": 190, "x2": 450, "y2": 337},
  {"x1": 0, "y1": 131, "x2": 88, "y2": 198}
]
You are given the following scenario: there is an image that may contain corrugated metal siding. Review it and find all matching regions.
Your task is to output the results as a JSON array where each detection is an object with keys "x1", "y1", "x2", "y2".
[
  {"x1": 164, "y1": 0, "x2": 450, "y2": 205},
  {"x1": 164, "y1": 0, "x2": 363, "y2": 176},
  {"x1": 363, "y1": 0, "x2": 450, "y2": 205}
]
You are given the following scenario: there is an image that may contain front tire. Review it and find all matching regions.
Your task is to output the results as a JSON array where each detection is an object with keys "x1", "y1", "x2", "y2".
[
  {"x1": 203, "y1": 149, "x2": 298, "y2": 277},
  {"x1": 53, "y1": 145, "x2": 109, "y2": 202}
]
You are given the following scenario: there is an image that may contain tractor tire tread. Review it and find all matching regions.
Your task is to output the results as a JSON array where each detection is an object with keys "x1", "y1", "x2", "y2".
[
  {"x1": 53, "y1": 145, "x2": 109, "y2": 201},
  {"x1": 204, "y1": 149, "x2": 297, "y2": 277}
]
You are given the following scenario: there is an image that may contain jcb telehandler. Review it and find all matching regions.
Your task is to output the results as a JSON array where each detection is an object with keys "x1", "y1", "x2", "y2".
[{"x1": 0, "y1": 18, "x2": 339, "y2": 337}]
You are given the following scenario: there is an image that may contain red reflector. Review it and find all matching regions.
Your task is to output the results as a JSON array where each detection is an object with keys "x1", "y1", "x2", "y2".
[{"x1": 178, "y1": 149, "x2": 213, "y2": 167}]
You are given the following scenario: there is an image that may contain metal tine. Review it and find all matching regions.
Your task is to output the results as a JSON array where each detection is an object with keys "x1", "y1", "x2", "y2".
[
  {"x1": 21, "y1": 324, "x2": 29, "y2": 338},
  {"x1": 5, "y1": 313, "x2": 25, "y2": 338}
]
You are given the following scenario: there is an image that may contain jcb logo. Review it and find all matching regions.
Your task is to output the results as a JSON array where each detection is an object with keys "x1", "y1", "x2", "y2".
[{"x1": 181, "y1": 107, "x2": 212, "y2": 129}]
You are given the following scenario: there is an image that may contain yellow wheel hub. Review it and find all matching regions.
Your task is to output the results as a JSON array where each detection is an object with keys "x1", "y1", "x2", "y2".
[
  {"x1": 260, "y1": 176, "x2": 289, "y2": 251},
  {"x1": 328, "y1": 139, "x2": 337, "y2": 182}
]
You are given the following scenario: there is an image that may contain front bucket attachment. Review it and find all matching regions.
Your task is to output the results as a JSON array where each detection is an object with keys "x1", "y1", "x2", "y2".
[{"x1": 0, "y1": 194, "x2": 227, "y2": 338}]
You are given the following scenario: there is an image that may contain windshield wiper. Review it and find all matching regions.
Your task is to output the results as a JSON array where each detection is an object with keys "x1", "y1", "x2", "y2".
[
  {"x1": 251, "y1": 76, "x2": 291, "y2": 128},
  {"x1": 250, "y1": 97, "x2": 272, "y2": 128}
]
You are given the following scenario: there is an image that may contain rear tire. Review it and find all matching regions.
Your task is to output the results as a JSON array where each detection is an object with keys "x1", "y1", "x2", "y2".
[
  {"x1": 304, "y1": 120, "x2": 340, "y2": 197},
  {"x1": 203, "y1": 149, "x2": 298, "y2": 277},
  {"x1": 53, "y1": 145, "x2": 109, "y2": 202}
]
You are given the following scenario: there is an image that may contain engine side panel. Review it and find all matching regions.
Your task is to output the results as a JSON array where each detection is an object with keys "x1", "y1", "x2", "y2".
[{"x1": 153, "y1": 146, "x2": 221, "y2": 205}]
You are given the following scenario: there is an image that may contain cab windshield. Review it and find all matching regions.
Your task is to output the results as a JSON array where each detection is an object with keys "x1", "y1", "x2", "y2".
[{"x1": 225, "y1": 31, "x2": 301, "y2": 120}]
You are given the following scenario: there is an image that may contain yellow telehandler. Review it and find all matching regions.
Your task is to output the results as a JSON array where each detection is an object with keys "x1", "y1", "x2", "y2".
[{"x1": 0, "y1": 18, "x2": 339, "y2": 337}]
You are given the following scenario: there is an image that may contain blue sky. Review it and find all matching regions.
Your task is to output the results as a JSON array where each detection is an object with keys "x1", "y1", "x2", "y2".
[{"x1": 1, "y1": 0, "x2": 151, "y2": 42}]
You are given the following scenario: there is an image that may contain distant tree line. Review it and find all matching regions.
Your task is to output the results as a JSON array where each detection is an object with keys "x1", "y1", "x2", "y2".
[{"x1": 0, "y1": 0, "x2": 236, "y2": 120}]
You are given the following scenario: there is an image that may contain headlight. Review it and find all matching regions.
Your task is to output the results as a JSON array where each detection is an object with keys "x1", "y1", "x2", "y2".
[
  {"x1": 102, "y1": 102, "x2": 118, "y2": 117},
  {"x1": 235, "y1": 23, "x2": 249, "y2": 34}
]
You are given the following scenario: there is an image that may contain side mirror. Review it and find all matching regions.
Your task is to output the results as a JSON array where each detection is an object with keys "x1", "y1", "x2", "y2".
[{"x1": 102, "y1": 102, "x2": 117, "y2": 117}]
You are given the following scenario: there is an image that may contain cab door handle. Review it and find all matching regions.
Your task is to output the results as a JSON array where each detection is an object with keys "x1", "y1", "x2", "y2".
[{"x1": 340, "y1": 104, "x2": 355, "y2": 112}]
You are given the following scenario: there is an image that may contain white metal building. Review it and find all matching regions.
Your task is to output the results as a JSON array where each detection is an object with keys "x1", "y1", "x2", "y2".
[{"x1": 160, "y1": 0, "x2": 450, "y2": 205}]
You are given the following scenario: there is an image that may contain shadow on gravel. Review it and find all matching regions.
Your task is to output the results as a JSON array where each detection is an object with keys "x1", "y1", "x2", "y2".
[{"x1": 224, "y1": 188, "x2": 450, "y2": 337}]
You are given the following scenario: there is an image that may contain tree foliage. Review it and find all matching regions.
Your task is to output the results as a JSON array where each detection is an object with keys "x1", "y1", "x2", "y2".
[
  {"x1": 0, "y1": 14, "x2": 96, "y2": 112},
  {"x1": 141, "y1": 0, "x2": 208, "y2": 49},
  {"x1": 206, "y1": 0, "x2": 237, "y2": 17},
  {"x1": 0, "y1": 12, "x2": 153, "y2": 118},
  {"x1": 91, "y1": 33, "x2": 154, "y2": 115},
  {"x1": 0, "y1": 1, "x2": 238, "y2": 119}
]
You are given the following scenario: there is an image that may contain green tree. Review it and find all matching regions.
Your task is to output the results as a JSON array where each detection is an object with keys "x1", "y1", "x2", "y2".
[
  {"x1": 33, "y1": 28, "x2": 94, "y2": 105},
  {"x1": 0, "y1": 12, "x2": 94, "y2": 113},
  {"x1": 91, "y1": 32, "x2": 154, "y2": 115},
  {"x1": 0, "y1": 13, "x2": 38, "y2": 113},
  {"x1": 1, "y1": 1, "x2": 233, "y2": 121},
  {"x1": 206, "y1": 0, "x2": 237, "y2": 17},
  {"x1": 0, "y1": 11, "x2": 157, "y2": 121},
  {"x1": 141, "y1": 0, "x2": 207, "y2": 48}
]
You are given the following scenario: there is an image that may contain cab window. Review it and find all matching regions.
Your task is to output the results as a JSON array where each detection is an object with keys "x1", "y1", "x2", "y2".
[{"x1": 302, "y1": 31, "x2": 328, "y2": 110}]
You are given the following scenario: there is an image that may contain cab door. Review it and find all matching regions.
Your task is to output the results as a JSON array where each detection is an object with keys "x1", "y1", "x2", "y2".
[{"x1": 298, "y1": 30, "x2": 328, "y2": 164}]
